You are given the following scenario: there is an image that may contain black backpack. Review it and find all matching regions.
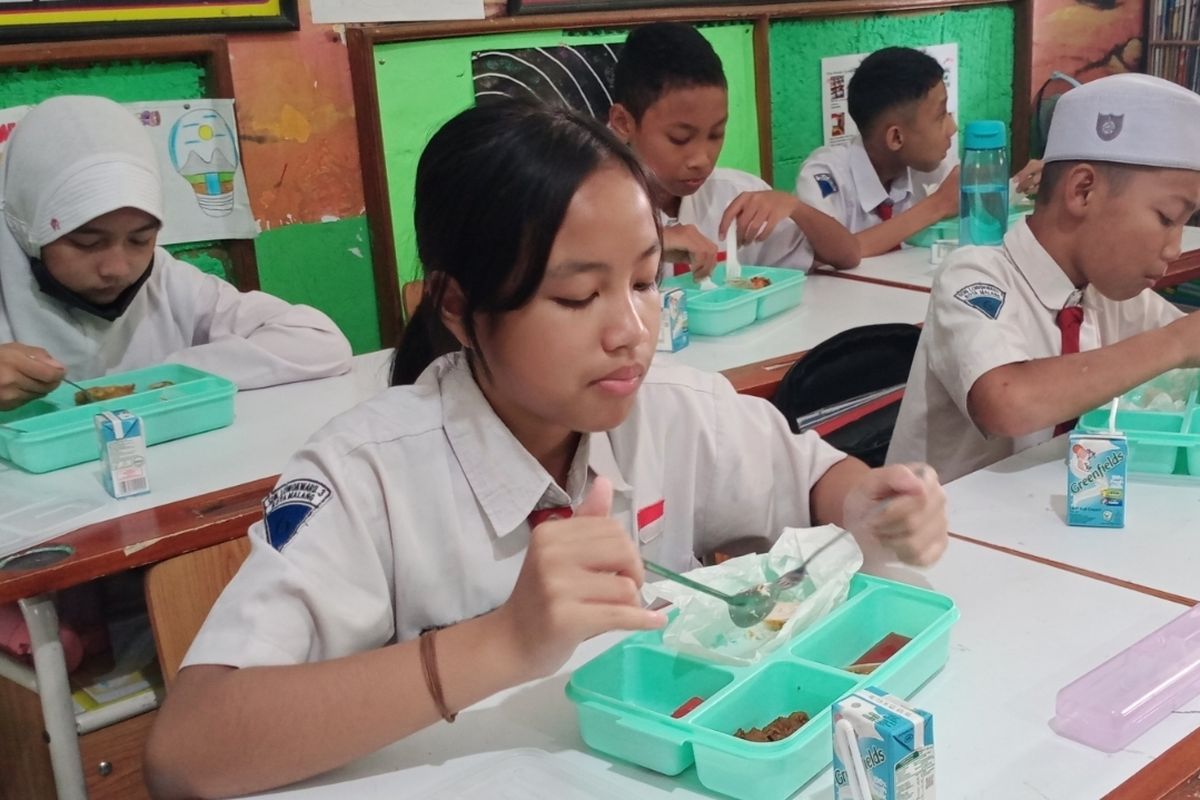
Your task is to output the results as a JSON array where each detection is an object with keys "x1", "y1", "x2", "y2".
[{"x1": 772, "y1": 323, "x2": 922, "y2": 466}]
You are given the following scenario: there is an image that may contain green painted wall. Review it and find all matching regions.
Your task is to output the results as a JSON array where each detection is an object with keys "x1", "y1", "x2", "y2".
[
  {"x1": 255, "y1": 216, "x2": 380, "y2": 354},
  {"x1": 373, "y1": 22, "x2": 760, "y2": 285},
  {"x1": 769, "y1": 7, "x2": 1014, "y2": 191},
  {"x1": 0, "y1": 61, "x2": 205, "y2": 106}
]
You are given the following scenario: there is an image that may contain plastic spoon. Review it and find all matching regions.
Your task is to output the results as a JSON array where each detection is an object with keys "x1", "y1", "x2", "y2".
[
  {"x1": 723, "y1": 227, "x2": 755, "y2": 289},
  {"x1": 642, "y1": 559, "x2": 773, "y2": 628},
  {"x1": 722, "y1": 529, "x2": 851, "y2": 625},
  {"x1": 62, "y1": 377, "x2": 98, "y2": 404}
]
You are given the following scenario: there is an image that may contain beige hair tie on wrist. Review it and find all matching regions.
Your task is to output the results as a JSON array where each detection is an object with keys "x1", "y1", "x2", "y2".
[{"x1": 420, "y1": 628, "x2": 457, "y2": 723}]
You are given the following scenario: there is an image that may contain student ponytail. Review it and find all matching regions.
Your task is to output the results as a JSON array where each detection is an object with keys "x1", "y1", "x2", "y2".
[{"x1": 389, "y1": 98, "x2": 654, "y2": 386}]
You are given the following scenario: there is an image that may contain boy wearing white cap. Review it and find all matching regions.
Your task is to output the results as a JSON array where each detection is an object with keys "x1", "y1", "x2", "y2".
[
  {"x1": 0, "y1": 96, "x2": 352, "y2": 411},
  {"x1": 888, "y1": 73, "x2": 1200, "y2": 481}
]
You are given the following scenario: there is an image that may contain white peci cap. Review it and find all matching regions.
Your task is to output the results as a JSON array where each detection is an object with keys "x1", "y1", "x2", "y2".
[{"x1": 1043, "y1": 73, "x2": 1200, "y2": 171}]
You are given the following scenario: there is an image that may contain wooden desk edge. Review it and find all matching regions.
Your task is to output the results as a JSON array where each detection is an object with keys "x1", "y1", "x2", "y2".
[
  {"x1": 0, "y1": 476, "x2": 276, "y2": 604},
  {"x1": 814, "y1": 267, "x2": 933, "y2": 294},
  {"x1": 1160, "y1": 250, "x2": 1200, "y2": 290},
  {"x1": 948, "y1": 531, "x2": 1198, "y2": 607},
  {"x1": 815, "y1": 245, "x2": 1200, "y2": 294}
]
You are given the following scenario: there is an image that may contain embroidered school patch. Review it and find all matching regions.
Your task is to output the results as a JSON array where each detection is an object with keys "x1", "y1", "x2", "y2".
[
  {"x1": 813, "y1": 173, "x2": 839, "y2": 197},
  {"x1": 954, "y1": 282, "x2": 1006, "y2": 319},
  {"x1": 1096, "y1": 113, "x2": 1124, "y2": 142},
  {"x1": 263, "y1": 479, "x2": 332, "y2": 551}
]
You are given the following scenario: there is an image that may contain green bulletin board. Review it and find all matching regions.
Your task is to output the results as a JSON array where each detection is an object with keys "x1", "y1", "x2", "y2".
[
  {"x1": 373, "y1": 22, "x2": 760, "y2": 285},
  {"x1": 769, "y1": 6, "x2": 1015, "y2": 191}
]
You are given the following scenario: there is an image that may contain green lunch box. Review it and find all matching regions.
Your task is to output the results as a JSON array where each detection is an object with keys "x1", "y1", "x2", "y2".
[
  {"x1": 0, "y1": 363, "x2": 237, "y2": 474},
  {"x1": 661, "y1": 265, "x2": 807, "y2": 337},
  {"x1": 566, "y1": 572, "x2": 959, "y2": 800}
]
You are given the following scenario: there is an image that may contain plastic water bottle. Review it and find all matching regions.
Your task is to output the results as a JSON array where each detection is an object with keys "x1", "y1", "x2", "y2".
[{"x1": 959, "y1": 120, "x2": 1008, "y2": 246}]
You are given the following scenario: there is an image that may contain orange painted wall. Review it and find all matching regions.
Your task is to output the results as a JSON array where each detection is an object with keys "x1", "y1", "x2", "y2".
[
  {"x1": 226, "y1": 0, "x2": 364, "y2": 230},
  {"x1": 1031, "y1": 0, "x2": 1145, "y2": 98}
]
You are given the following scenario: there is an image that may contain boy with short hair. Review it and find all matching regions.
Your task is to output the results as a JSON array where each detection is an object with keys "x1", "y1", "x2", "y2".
[
  {"x1": 609, "y1": 22, "x2": 859, "y2": 277},
  {"x1": 887, "y1": 73, "x2": 1200, "y2": 481},
  {"x1": 796, "y1": 46, "x2": 960, "y2": 257}
]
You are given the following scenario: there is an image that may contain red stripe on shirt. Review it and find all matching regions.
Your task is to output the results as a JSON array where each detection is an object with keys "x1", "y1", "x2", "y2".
[{"x1": 637, "y1": 499, "x2": 665, "y2": 529}]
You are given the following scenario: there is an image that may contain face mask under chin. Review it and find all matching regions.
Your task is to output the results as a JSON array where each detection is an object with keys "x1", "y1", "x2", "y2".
[{"x1": 30, "y1": 256, "x2": 154, "y2": 322}]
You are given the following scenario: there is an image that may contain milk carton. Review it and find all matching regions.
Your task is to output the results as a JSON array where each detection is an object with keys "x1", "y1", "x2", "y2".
[
  {"x1": 1066, "y1": 432, "x2": 1127, "y2": 528},
  {"x1": 833, "y1": 687, "x2": 935, "y2": 800},
  {"x1": 657, "y1": 286, "x2": 688, "y2": 352},
  {"x1": 94, "y1": 410, "x2": 149, "y2": 499}
]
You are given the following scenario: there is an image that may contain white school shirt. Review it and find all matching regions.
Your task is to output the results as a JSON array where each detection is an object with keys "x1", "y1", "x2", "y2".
[
  {"x1": 795, "y1": 137, "x2": 955, "y2": 235},
  {"x1": 183, "y1": 351, "x2": 846, "y2": 668},
  {"x1": 0, "y1": 246, "x2": 353, "y2": 387},
  {"x1": 664, "y1": 167, "x2": 814, "y2": 269},
  {"x1": 887, "y1": 217, "x2": 1183, "y2": 482}
]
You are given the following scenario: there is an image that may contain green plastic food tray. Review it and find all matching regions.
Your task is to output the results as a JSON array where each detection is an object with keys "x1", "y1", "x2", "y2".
[
  {"x1": 566, "y1": 573, "x2": 958, "y2": 800},
  {"x1": 0, "y1": 364, "x2": 237, "y2": 474},
  {"x1": 1076, "y1": 370, "x2": 1200, "y2": 476},
  {"x1": 661, "y1": 265, "x2": 807, "y2": 337}
]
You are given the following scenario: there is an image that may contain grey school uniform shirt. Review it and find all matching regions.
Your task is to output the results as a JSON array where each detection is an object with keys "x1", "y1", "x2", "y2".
[
  {"x1": 184, "y1": 351, "x2": 846, "y2": 668},
  {"x1": 888, "y1": 217, "x2": 1183, "y2": 482}
]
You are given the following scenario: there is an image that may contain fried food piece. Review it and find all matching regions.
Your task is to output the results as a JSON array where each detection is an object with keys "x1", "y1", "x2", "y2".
[
  {"x1": 734, "y1": 710, "x2": 810, "y2": 742},
  {"x1": 74, "y1": 384, "x2": 135, "y2": 405},
  {"x1": 748, "y1": 276, "x2": 772, "y2": 289},
  {"x1": 762, "y1": 601, "x2": 801, "y2": 632}
]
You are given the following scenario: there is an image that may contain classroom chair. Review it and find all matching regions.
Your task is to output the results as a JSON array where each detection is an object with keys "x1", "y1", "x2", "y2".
[
  {"x1": 771, "y1": 323, "x2": 921, "y2": 467},
  {"x1": 143, "y1": 536, "x2": 250, "y2": 688}
]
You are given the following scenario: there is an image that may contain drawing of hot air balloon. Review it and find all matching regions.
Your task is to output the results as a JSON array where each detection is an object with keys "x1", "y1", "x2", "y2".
[{"x1": 168, "y1": 108, "x2": 240, "y2": 217}]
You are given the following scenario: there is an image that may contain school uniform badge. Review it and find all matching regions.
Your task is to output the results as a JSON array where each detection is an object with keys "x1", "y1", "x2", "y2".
[
  {"x1": 1096, "y1": 113, "x2": 1124, "y2": 142},
  {"x1": 263, "y1": 479, "x2": 332, "y2": 550},
  {"x1": 954, "y1": 282, "x2": 1006, "y2": 319},
  {"x1": 813, "y1": 173, "x2": 839, "y2": 197}
]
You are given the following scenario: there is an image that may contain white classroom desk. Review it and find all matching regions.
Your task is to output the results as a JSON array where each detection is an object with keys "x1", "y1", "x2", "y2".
[
  {"x1": 0, "y1": 351, "x2": 392, "y2": 800},
  {"x1": 656, "y1": 273, "x2": 930, "y2": 374},
  {"x1": 242, "y1": 539, "x2": 1200, "y2": 800},
  {"x1": 0, "y1": 349, "x2": 392, "y2": 559},
  {"x1": 945, "y1": 436, "x2": 1200, "y2": 601},
  {"x1": 811, "y1": 226, "x2": 1200, "y2": 293}
]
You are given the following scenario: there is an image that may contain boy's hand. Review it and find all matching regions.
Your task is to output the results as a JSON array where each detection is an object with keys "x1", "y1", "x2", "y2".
[
  {"x1": 842, "y1": 464, "x2": 947, "y2": 566},
  {"x1": 1014, "y1": 159, "x2": 1043, "y2": 196},
  {"x1": 496, "y1": 477, "x2": 665, "y2": 681},
  {"x1": 929, "y1": 166, "x2": 960, "y2": 220},
  {"x1": 719, "y1": 190, "x2": 800, "y2": 246},
  {"x1": 1167, "y1": 312, "x2": 1200, "y2": 367},
  {"x1": 662, "y1": 224, "x2": 719, "y2": 280},
  {"x1": 0, "y1": 343, "x2": 65, "y2": 411}
]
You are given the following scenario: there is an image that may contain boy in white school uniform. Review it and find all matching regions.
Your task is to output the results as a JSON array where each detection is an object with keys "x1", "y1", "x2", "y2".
[
  {"x1": 0, "y1": 96, "x2": 352, "y2": 410},
  {"x1": 609, "y1": 22, "x2": 860, "y2": 277},
  {"x1": 796, "y1": 47, "x2": 960, "y2": 257},
  {"x1": 887, "y1": 73, "x2": 1200, "y2": 481}
]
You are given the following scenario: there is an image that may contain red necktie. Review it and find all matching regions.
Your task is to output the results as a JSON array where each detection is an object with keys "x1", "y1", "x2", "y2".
[
  {"x1": 875, "y1": 201, "x2": 902, "y2": 252},
  {"x1": 528, "y1": 506, "x2": 572, "y2": 529},
  {"x1": 1053, "y1": 305, "x2": 1085, "y2": 436}
]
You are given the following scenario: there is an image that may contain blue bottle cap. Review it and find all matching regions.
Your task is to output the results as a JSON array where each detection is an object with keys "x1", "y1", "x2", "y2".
[{"x1": 964, "y1": 120, "x2": 1006, "y2": 149}]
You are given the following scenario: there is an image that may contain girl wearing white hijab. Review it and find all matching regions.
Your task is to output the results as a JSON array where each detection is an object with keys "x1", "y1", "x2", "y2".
[{"x1": 0, "y1": 95, "x2": 352, "y2": 411}]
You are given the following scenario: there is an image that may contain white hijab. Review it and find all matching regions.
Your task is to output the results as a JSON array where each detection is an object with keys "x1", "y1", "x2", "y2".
[{"x1": 0, "y1": 95, "x2": 165, "y2": 377}]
